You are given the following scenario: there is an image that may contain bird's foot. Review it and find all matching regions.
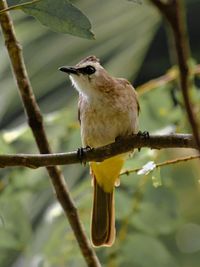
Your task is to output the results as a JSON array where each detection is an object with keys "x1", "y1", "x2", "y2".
[
  {"x1": 137, "y1": 130, "x2": 150, "y2": 139},
  {"x1": 77, "y1": 146, "x2": 93, "y2": 165},
  {"x1": 137, "y1": 131, "x2": 150, "y2": 152},
  {"x1": 115, "y1": 135, "x2": 124, "y2": 142}
]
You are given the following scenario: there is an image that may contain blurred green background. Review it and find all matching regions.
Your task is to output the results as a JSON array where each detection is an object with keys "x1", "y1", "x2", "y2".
[{"x1": 0, "y1": 0, "x2": 200, "y2": 266}]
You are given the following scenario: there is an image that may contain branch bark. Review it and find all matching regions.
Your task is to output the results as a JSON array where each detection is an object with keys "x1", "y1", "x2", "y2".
[
  {"x1": 0, "y1": 134, "x2": 196, "y2": 168},
  {"x1": 149, "y1": 0, "x2": 200, "y2": 152},
  {"x1": 0, "y1": 1, "x2": 100, "y2": 266}
]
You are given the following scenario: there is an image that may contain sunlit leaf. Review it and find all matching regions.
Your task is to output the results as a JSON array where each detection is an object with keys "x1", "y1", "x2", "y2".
[
  {"x1": 152, "y1": 167, "x2": 162, "y2": 188},
  {"x1": 2, "y1": 123, "x2": 27, "y2": 143}
]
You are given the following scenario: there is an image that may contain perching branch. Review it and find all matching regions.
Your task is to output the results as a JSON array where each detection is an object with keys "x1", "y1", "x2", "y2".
[
  {"x1": 0, "y1": 1, "x2": 100, "y2": 267},
  {"x1": 0, "y1": 134, "x2": 196, "y2": 168},
  {"x1": 149, "y1": 0, "x2": 200, "y2": 152}
]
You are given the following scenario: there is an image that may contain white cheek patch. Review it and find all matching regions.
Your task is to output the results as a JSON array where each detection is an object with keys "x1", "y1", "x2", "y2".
[
  {"x1": 69, "y1": 75, "x2": 92, "y2": 96},
  {"x1": 69, "y1": 75, "x2": 82, "y2": 93}
]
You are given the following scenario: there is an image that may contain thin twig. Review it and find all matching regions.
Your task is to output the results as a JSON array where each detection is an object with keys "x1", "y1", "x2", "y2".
[
  {"x1": 0, "y1": 134, "x2": 196, "y2": 168},
  {"x1": 137, "y1": 67, "x2": 177, "y2": 95},
  {"x1": 0, "y1": 1, "x2": 100, "y2": 266},
  {"x1": 137, "y1": 64, "x2": 200, "y2": 95},
  {"x1": 0, "y1": 0, "x2": 41, "y2": 14},
  {"x1": 121, "y1": 154, "x2": 200, "y2": 176},
  {"x1": 149, "y1": 0, "x2": 200, "y2": 152}
]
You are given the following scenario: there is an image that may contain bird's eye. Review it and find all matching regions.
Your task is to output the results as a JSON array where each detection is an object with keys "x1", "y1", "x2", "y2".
[{"x1": 84, "y1": 65, "x2": 96, "y2": 75}]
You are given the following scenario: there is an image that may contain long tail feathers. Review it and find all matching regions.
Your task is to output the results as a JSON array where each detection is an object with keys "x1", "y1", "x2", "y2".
[{"x1": 91, "y1": 177, "x2": 115, "y2": 247}]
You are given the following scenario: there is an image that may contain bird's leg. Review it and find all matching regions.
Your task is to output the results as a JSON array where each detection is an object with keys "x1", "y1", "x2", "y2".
[
  {"x1": 77, "y1": 145, "x2": 93, "y2": 165},
  {"x1": 137, "y1": 131, "x2": 150, "y2": 151}
]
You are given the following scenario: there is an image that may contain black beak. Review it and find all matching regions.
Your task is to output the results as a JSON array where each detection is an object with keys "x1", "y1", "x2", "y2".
[{"x1": 59, "y1": 66, "x2": 78, "y2": 75}]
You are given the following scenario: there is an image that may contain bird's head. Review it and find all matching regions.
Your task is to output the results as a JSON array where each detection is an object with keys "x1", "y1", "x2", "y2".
[{"x1": 59, "y1": 56, "x2": 113, "y2": 97}]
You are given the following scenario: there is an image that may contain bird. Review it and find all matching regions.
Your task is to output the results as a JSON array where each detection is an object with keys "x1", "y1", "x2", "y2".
[{"x1": 59, "y1": 55, "x2": 139, "y2": 247}]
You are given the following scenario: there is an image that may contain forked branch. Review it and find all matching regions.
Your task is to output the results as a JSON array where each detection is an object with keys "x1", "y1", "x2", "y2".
[{"x1": 0, "y1": 1, "x2": 100, "y2": 266}]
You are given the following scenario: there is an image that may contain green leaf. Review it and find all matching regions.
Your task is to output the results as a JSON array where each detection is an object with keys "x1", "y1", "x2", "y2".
[
  {"x1": 0, "y1": 197, "x2": 32, "y2": 266},
  {"x1": 131, "y1": 187, "x2": 181, "y2": 235},
  {"x1": 116, "y1": 189, "x2": 133, "y2": 219},
  {"x1": 8, "y1": 0, "x2": 94, "y2": 39},
  {"x1": 152, "y1": 167, "x2": 162, "y2": 188},
  {"x1": 120, "y1": 234, "x2": 177, "y2": 267},
  {"x1": 127, "y1": 0, "x2": 143, "y2": 4},
  {"x1": 132, "y1": 202, "x2": 180, "y2": 235}
]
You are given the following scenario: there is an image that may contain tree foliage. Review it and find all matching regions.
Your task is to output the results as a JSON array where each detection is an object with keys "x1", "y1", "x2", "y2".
[{"x1": 0, "y1": 0, "x2": 200, "y2": 267}]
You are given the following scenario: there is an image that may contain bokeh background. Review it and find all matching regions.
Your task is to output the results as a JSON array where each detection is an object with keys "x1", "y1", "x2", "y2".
[{"x1": 0, "y1": 0, "x2": 200, "y2": 266}]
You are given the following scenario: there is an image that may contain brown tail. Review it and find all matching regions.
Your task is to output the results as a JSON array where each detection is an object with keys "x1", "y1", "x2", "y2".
[{"x1": 91, "y1": 177, "x2": 115, "y2": 247}]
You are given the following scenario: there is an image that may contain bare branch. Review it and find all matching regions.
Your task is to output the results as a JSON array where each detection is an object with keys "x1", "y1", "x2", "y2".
[
  {"x1": 137, "y1": 64, "x2": 200, "y2": 95},
  {"x1": 0, "y1": 1, "x2": 100, "y2": 266},
  {"x1": 0, "y1": 134, "x2": 196, "y2": 168},
  {"x1": 149, "y1": 0, "x2": 200, "y2": 152},
  {"x1": 121, "y1": 153, "x2": 200, "y2": 176}
]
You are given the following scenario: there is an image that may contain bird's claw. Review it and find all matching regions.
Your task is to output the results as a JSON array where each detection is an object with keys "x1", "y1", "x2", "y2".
[
  {"x1": 137, "y1": 131, "x2": 150, "y2": 152},
  {"x1": 137, "y1": 130, "x2": 150, "y2": 139},
  {"x1": 77, "y1": 147, "x2": 84, "y2": 163},
  {"x1": 115, "y1": 135, "x2": 124, "y2": 142},
  {"x1": 77, "y1": 146, "x2": 93, "y2": 165}
]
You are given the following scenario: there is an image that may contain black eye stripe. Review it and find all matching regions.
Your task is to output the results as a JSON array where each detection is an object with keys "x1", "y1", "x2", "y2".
[{"x1": 78, "y1": 65, "x2": 96, "y2": 75}]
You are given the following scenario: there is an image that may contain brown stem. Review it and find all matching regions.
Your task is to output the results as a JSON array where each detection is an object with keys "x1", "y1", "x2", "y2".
[
  {"x1": 137, "y1": 64, "x2": 200, "y2": 95},
  {"x1": 121, "y1": 154, "x2": 200, "y2": 176},
  {"x1": 0, "y1": 1, "x2": 100, "y2": 266},
  {"x1": 0, "y1": 134, "x2": 196, "y2": 168},
  {"x1": 150, "y1": 0, "x2": 200, "y2": 152}
]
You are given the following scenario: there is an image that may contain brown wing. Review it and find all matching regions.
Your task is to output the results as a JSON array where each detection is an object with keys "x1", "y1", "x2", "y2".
[
  {"x1": 136, "y1": 93, "x2": 140, "y2": 114},
  {"x1": 117, "y1": 78, "x2": 140, "y2": 115},
  {"x1": 78, "y1": 94, "x2": 83, "y2": 125},
  {"x1": 127, "y1": 80, "x2": 140, "y2": 115}
]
